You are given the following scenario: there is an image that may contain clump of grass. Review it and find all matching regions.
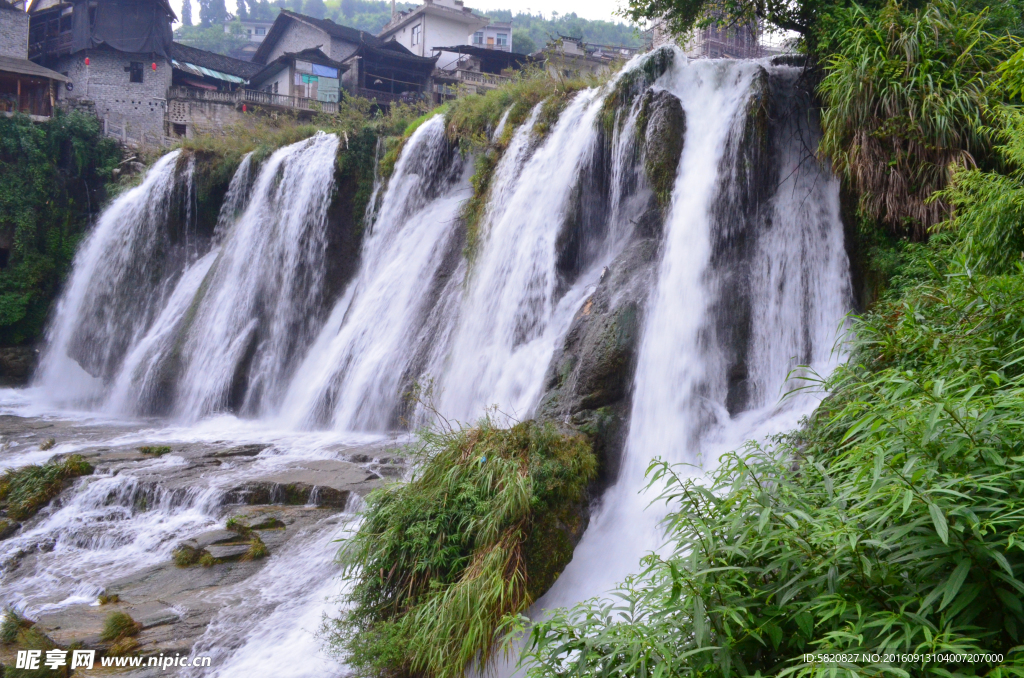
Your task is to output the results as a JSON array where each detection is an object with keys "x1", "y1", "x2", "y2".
[
  {"x1": 39, "y1": 438, "x2": 56, "y2": 451},
  {"x1": 225, "y1": 515, "x2": 251, "y2": 535},
  {"x1": 329, "y1": 419, "x2": 596, "y2": 678},
  {"x1": 138, "y1": 445, "x2": 171, "y2": 456},
  {"x1": 0, "y1": 455, "x2": 93, "y2": 521},
  {"x1": 107, "y1": 636, "x2": 140, "y2": 656},
  {"x1": 249, "y1": 517, "x2": 285, "y2": 530},
  {"x1": 97, "y1": 593, "x2": 120, "y2": 605},
  {"x1": 172, "y1": 545, "x2": 202, "y2": 567},
  {"x1": 100, "y1": 611, "x2": 140, "y2": 643},
  {"x1": 241, "y1": 534, "x2": 268, "y2": 561},
  {"x1": 198, "y1": 552, "x2": 218, "y2": 567},
  {"x1": 1, "y1": 607, "x2": 33, "y2": 644}
]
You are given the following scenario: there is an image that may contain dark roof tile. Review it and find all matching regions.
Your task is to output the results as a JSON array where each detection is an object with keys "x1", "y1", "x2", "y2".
[{"x1": 169, "y1": 42, "x2": 263, "y2": 79}]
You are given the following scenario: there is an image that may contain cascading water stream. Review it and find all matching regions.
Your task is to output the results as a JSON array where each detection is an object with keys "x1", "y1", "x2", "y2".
[
  {"x1": 278, "y1": 116, "x2": 469, "y2": 430},
  {"x1": 540, "y1": 57, "x2": 852, "y2": 608},
  {"x1": 5, "y1": 48, "x2": 855, "y2": 678}
]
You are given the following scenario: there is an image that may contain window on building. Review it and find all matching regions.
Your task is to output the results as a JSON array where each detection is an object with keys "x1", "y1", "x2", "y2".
[
  {"x1": 412, "y1": 24, "x2": 421, "y2": 45},
  {"x1": 128, "y1": 62, "x2": 143, "y2": 83},
  {"x1": 496, "y1": 33, "x2": 508, "y2": 46},
  {"x1": 255, "y1": 27, "x2": 266, "y2": 36},
  {"x1": 472, "y1": 31, "x2": 483, "y2": 44}
]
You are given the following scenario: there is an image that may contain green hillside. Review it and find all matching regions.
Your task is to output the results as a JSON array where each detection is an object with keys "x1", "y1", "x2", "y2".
[{"x1": 175, "y1": 0, "x2": 643, "y2": 55}]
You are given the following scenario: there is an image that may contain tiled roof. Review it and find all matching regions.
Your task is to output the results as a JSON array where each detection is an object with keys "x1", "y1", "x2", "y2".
[{"x1": 169, "y1": 42, "x2": 263, "y2": 79}]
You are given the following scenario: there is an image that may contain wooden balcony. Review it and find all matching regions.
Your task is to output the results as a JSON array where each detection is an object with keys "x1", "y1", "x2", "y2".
[
  {"x1": 438, "y1": 69, "x2": 511, "y2": 89},
  {"x1": 166, "y1": 86, "x2": 340, "y2": 115},
  {"x1": 28, "y1": 31, "x2": 73, "y2": 61}
]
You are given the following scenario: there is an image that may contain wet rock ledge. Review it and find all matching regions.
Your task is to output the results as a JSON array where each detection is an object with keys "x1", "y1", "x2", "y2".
[{"x1": 0, "y1": 414, "x2": 406, "y2": 675}]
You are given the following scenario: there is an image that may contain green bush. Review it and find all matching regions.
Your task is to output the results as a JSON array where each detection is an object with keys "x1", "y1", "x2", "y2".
[
  {"x1": 818, "y1": 0, "x2": 1020, "y2": 239},
  {"x1": 137, "y1": 446, "x2": 172, "y2": 456},
  {"x1": 0, "y1": 455, "x2": 93, "y2": 521},
  {"x1": 329, "y1": 419, "x2": 597, "y2": 678},
  {"x1": 0, "y1": 111, "x2": 121, "y2": 345}
]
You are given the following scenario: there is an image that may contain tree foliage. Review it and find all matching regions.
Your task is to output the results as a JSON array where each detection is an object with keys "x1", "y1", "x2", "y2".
[{"x1": 0, "y1": 112, "x2": 121, "y2": 346}]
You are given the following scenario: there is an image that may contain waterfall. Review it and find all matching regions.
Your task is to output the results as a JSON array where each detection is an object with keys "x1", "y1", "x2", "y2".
[
  {"x1": 10, "y1": 48, "x2": 855, "y2": 676},
  {"x1": 540, "y1": 58, "x2": 851, "y2": 607},
  {"x1": 278, "y1": 116, "x2": 468, "y2": 430},
  {"x1": 35, "y1": 151, "x2": 191, "y2": 406}
]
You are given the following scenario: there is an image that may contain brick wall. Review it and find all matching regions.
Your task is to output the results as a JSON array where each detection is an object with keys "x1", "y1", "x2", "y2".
[
  {"x1": 0, "y1": 7, "x2": 30, "y2": 59},
  {"x1": 56, "y1": 49, "x2": 172, "y2": 140}
]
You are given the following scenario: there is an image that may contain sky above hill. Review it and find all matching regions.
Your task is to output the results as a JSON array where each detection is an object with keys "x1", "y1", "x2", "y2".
[{"x1": 167, "y1": 0, "x2": 631, "y2": 26}]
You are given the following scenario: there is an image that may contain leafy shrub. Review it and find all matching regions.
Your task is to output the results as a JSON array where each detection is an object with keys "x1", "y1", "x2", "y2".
[
  {"x1": 137, "y1": 446, "x2": 171, "y2": 456},
  {"x1": 0, "y1": 111, "x2": 121, "y2": 345},
  {"x1": 330, "y1": 419, "x2": 597, "y2": 678},
  {"x1": 0, "y1": 455, "x2": 93, "y2": 521},
  {"x1": 100, "y1": 611, "x2": 140, "y2": 642},
  {"x1": 818, "y1": 0, "x2": 1020, "y2": 238}
]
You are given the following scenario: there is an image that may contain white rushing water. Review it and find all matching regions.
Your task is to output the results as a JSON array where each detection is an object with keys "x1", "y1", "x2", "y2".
[
  {"x1": 541, "y1": 58, "x2": 851, "y2": 607},
  {"x1": 6, "y1": 48, "x2": 852, "y2": 678}
]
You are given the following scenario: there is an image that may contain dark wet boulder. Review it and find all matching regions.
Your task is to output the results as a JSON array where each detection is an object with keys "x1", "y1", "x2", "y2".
[{"x1": 639, "y1": 89, "x2": 686, "y2": 206}]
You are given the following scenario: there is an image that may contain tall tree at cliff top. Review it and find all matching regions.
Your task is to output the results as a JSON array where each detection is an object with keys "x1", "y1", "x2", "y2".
[{"x1": 181, "y1": 0, "x2": 193, "y2": 26}]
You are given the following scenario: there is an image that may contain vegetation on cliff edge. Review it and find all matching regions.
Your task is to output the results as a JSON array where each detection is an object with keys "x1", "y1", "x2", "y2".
[{"x1": 328, "y1": 419, "x2": 596, "y2": 678}]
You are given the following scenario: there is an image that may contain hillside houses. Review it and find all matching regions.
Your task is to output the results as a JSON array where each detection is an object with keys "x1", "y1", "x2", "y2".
[{"x1": 3, "y1": 0, "x2": 638, "y2": 146}]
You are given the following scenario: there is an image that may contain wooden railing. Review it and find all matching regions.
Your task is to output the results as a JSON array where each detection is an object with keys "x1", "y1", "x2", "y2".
[
  {"x1": 444, "y1": 69, "x2": 511, "y2": 88},
  {"x1": 167, "y1": 86, "x2": 340, "y2": 114},
  {"x1": 28, "y1": 31, "x2": 73, "y2": 60}
]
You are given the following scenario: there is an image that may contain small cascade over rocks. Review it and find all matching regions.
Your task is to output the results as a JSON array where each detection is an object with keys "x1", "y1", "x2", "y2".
[{"x1": 12, "y1": 47, "x2": 854, "y2": 674}]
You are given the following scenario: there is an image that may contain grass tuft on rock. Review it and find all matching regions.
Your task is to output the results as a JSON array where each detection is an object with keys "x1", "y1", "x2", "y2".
[
  {"x1": 138, "y1": 445, "x2": 171, "y2": 456},
  {"x1": 39, "y1": 438, "x2": 55, "y2": 451},
  {"x1": 328, "y1": 419, "x2": 596, "y2": 678},
  {"x1": 1, "y1": 607, "x2": 33, "y2": 644},
  {"x1": 241, "y1": 534, "x2": 268, "y2": 561},
  {"x1": 97, "y1": 593, "x2": 119, "y2": 605},
  {"x1": 0, "y1": 455, "x2": 93, "y2": 521},
  {"x1": 100, "y1": 611, "x2": 140, "y2": 643},
  {"x1": 172, "y1": 545, "x2": 202, "y2": 567}
]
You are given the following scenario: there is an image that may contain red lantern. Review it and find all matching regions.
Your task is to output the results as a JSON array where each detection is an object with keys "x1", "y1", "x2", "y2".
[
  {"x1": 151, "y1": 62, "x2": 157, "y2": 71},
  {"x1": 84, "y1": 56, "x2": 90, "y2": 65},
  {"x1": 242, "y1": 104, "x2": 247, "y2": 112}
]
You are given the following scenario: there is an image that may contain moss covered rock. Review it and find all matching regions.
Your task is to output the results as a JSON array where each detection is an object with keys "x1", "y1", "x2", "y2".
[{"x1": 639, "y1": 89, "x2": 687, "y2": 206}]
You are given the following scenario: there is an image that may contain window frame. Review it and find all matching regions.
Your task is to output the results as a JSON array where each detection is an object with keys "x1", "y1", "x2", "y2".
[{"x1": 128, "y1": 61, "x2": 144, "y2": 83}]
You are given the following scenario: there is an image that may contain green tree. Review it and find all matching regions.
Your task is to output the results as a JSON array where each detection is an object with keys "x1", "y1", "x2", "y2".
[
  {"x1": 304, "y1": 0, "x2": 326, "y2": 18},
  {"x1": 181, "y1": 0, "x2": 193, "y2": 26},
  {"x1": 512, "y1": 28, "x2": 535, "y2": 54}
]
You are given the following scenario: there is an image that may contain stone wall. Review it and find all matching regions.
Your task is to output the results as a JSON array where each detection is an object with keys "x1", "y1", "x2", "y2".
[
  {"x1": 56, "y1": 49, "x2": 172, "y2": 140},
  {"x1": 167, "y1": 97, "x2": 245, "y2": 138},
  {"x1": 0, "y1": 7, "x2": 29, "y2": 59}
]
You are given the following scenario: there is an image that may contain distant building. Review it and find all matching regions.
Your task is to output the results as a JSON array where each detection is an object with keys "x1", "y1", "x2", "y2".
[
  {"x1": 650, "y1": 13, "x2": 763, "y2": 59},
  {"x1": 379, "y1": 0, "x2": 488, "y2": 73},
  {"x1": 541, "y1": 36, "x2": 623, "y2": 79},
  {"x1": 469, "y1": 21, "x2": 511, "y2": 53},
  {"x1": 0, "y1": 0, "x2": 68, "y2": 119},
  {"x1": 431, "y1": 43, "x2": 530, "y2": 99},
  {"x1": 223, "y1": 16, "x2": 275, "y2": 61},
  {"x1": 253, "y1": 10, "x2": 437, "y2": 104},
  {"x1": 166, "y1": 42, "x2": 263, "y2": 138}
]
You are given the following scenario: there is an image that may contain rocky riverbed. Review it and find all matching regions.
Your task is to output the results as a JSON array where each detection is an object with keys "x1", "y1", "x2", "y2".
[{"x1": 0, "y1": 400, "x2": 408, "y2": 676}]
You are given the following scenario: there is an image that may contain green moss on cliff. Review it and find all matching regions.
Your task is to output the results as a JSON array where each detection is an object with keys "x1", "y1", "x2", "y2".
[{"x1": 330, "y1": 419, "x2": 596, "y2": 678}]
